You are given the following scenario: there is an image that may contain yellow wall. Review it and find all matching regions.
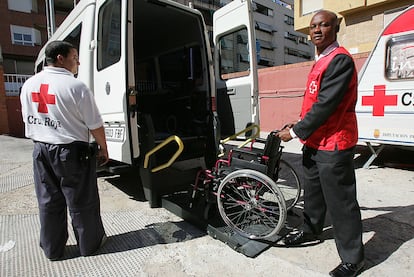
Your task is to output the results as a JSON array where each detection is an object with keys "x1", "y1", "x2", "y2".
[{"x1": 294, "y1": 0, "x2": 413, "y2": 53}]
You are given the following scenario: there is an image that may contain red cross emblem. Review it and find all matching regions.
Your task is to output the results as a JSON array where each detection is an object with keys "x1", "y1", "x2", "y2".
[
  {"x1": 31, "y1": 84, "x2": 56, "y2": 113},
  {"x1": 309, "y1": 80, "x2": 318, "y2": 94},
  {"x1": 361, "y1": 85, "x2": 397, "y2": 116}
]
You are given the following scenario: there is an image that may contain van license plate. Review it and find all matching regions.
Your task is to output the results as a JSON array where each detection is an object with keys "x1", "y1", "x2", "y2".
[{"x1": 105, "y1": 127, "x2": 125, "y2": 142}]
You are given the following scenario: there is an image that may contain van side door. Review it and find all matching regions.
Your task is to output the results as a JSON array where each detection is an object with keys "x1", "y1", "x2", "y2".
[
  {"x1": 93, "y1": 0, "x2": 139, "y2": 164},
  {"x1": 213, "y1": 0, "x2": 259, "y2": 136}
]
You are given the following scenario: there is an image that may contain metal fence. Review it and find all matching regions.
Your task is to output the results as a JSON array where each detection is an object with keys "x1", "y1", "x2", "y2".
[{"x1": 3, "y1": 74, "x2": 32, "y2": 96}]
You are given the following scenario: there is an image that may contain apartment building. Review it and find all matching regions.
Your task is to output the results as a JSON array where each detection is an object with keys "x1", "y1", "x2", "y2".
[
  {"x1": 180, "y1": 0, "x2": 313, "y2": 67},
  {"x1": 0, "y1": 0, "x2": 310, "y2": 77},
  {"x1": 294, "y1": 0, "x2": 414, "y2": 54},
  {"x1": 252, "y1": 0, "x2": 312, "y2": 66},
  {"x1": 0, "y1": 0, "x2": 74, "y2": 75},
  {"x1": 0, "y1": 0, "x2": 74, "y2": 136}
]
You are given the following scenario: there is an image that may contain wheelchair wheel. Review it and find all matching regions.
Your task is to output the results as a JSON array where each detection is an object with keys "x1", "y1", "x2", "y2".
[
  {"x1": 274, "y1": 159, "x2": 301, "y2": 211},
  {"x1": 217, "y1": 169, "x2": 287, "y2": 240}
]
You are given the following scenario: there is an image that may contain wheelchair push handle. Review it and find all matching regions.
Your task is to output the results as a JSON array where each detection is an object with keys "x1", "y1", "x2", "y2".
[{"x1": 253, "y1": 129, "x2": 280, "y2": 145}]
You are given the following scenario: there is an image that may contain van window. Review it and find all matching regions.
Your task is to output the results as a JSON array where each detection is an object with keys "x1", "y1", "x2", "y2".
[
  {"x1": 385, "y1": 34, "x2": 414, "y2": 80},
  {"x1": 35, "y1": 62, "x2": 43, "y2": 73},
  {"x1": 64, "y1": 24, "x2": 82, "y2": 53},
  {"x1": 218, "y1": 28, "x2": 250, "y2": 79},
  {"x1": 97, "y1": 0, "x2": 121, "y2": 70},
  {"x1": 36, "y1": 24, "x2": 82, "y2": 72}
]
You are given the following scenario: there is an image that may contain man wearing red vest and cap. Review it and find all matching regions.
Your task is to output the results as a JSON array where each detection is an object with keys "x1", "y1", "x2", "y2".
[{"x1": 278, "y1": 10, "x2": 364, "y2": 277}]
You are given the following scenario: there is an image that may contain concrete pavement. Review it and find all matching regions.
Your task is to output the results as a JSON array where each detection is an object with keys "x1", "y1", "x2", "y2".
[{"x1": 0, "y1": 134, "x2": 413, "y2": 276}]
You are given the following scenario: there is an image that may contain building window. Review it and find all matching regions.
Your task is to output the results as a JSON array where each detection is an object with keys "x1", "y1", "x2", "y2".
[
  {"x1": 253, "y1": 2, "x2": 273, "y2": 17},
  {"x1": 298, "y1": 36, "x2": 308, "y2": 45},
  {"x1": 285, "y1": 47, "x2": 311, "y2": 59},
  {"x1": 258, "y1": 58, "x2": 273, "y2": 66},
  {"x1": 255, "y1": 21, "x2": 274, "y2": 33},
  {"x1": 10, "y1": 25, "x2": 41, "y2": 46},
  {"x1": 274, "y1": 0, "x2": 292, "y2": 10},
  {"x1": 284, "y1": 15, "x2": 294, "y2": 26},
  {"x1": 7, "y1": 0, "x2": 37, "y2": 13},
  {"x1": 284, "y1": 32, "x2": 298, "y2": 43},
  {"x1": 13, "y1": 33, "x2": 32, "y2": 45},
  {"x1": 301, "y1": 0, "x2": 323, "y2": 15},
  {"x1": 257, "y1": 39, "x2": 274, "y2": 50}
]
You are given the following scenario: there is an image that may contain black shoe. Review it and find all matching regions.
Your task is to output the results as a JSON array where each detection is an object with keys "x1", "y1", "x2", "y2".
[
  {"x1": 283, "y1": 229, "x2": 321, "y2": 246},
  {"x1": 47, "y1": 255, "x2": 63, "y2": 261},
  {"x1": 329, "y1": 261, "x2": 365, "y2": 277}
]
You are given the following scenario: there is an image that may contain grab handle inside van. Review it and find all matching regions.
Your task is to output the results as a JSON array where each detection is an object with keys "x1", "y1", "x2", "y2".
[
  {"x1": 144, "y1": 135, "x2": 184, "y2": 173},
  {"x1": 220, "y1": 124, "x2": 260, "y2": 149}
]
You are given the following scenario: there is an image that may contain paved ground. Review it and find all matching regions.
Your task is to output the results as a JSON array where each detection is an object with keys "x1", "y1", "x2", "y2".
[{"x1": 0, "y1": 135, "x2": 413, "y2": 276}]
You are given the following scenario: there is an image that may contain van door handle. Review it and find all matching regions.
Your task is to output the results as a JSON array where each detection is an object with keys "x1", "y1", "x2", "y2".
[{"x1": 227, "y1": 88, "x2": 235, "y2": 95}]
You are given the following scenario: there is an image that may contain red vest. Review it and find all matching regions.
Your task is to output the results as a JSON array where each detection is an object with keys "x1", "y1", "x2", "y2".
[{"x1": 300, "y1": 47, "x2": 358, "y2": 151}]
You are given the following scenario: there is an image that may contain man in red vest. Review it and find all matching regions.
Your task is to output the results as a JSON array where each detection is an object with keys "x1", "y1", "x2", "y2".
[{"x1": 278, "y1": 10, "x2": 364, "y2": 277}]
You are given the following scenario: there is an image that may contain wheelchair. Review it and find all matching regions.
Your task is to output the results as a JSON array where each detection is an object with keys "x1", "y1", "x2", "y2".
[{"x1": 189, "y1": 127, "x2": 301, "y2": 240}]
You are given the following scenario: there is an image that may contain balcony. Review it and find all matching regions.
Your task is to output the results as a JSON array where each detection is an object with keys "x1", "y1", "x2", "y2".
[{"x1": 3, "y1": 74, "x2": 32, "y2": 97}]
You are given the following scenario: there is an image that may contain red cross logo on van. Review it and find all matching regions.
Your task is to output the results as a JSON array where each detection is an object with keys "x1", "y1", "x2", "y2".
[
  {"x1": 361, "y1": 85, "x2": 397, "y2": 116},
  {"x1": 31, "y1": 84, "x2": 56, "y2": 113}
]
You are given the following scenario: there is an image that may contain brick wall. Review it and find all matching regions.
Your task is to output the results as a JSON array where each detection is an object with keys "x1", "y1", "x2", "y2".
[
  {"x1": 6, "y1": 97, "x2": 24, "y2": 137},
  {"x1": 258, "y1": 52, "x2": 370, "y2": 132},
  {"x1": 0, "y1": 65, "x2": 9, "y2": 134},
  {"x1": 0, "y1": 65, "x2": 25, "y2": 137}
]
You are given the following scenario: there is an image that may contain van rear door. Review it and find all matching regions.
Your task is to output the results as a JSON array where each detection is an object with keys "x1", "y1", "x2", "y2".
[
  {"x1": 93, "y1": 0, "x2": 139, "y2": 164},
  {"x1": 213, "y1": 0, "x2": 259, "y2": 136}
]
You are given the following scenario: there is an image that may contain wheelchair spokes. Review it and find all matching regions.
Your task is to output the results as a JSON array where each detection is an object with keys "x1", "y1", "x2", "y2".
[
  {"x1": 189, "y1": 129, "x2": 301, "y2": 240},
  {"x1": 217, "y1": 169, "x2": 287, "y2": 240}
]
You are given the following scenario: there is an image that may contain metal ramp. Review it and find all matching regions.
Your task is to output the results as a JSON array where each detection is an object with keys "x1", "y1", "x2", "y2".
[{"x1": 161, "y1": 191, "x2": 295, "y2": 258}]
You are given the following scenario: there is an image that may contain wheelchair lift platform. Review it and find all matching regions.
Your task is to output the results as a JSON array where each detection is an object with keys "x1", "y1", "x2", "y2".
[
  {"x1": 142, "y1": 131, "x2": 302, "y2": 258},
  {"x1": 161, "y1": 192, "x2": 295, "y2": 258}
]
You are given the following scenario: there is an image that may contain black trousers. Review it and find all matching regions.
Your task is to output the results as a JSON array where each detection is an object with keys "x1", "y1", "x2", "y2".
[
  {"x1": 302, "y1": 146, "x2": 364, "y2": 264},
  {"x1": 33, "y1": 141, "x2": 105, "y2": 258}
]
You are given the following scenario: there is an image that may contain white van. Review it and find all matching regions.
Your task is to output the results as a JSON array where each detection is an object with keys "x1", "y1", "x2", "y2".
[
  {"x1": 356, "y1": 5, "x2": 414, "y2": 167},
  {"x1": 35, "y1": 0, "x2": 259, "y2": 206}
]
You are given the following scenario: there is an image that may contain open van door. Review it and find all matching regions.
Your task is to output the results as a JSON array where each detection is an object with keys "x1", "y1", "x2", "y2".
[
  {"x1": 93, "y1": 0, "x2": 139, "y2": 164},
  {"x1": 213, "y1": 0, "x2": 259, "y2": 137}
]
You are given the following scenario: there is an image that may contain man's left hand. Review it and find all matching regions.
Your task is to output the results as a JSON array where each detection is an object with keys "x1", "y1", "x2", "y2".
[{"x1": 278, "y1": 128, "x2": 293, "y2": 142}]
